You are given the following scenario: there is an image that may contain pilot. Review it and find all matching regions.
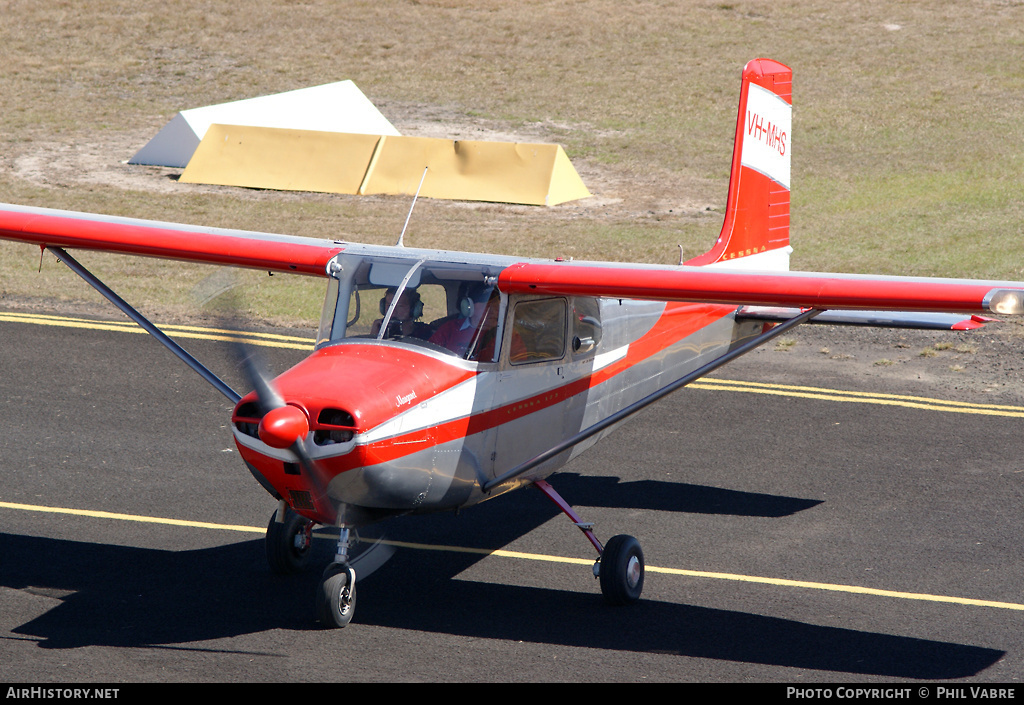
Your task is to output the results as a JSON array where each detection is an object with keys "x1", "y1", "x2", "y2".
[
  {"x1": 429, "y1": 284, "x2": 502, "y2": 361},
  {"x1": 371, "y1": 287, "x2": 431, "y2": 339}
]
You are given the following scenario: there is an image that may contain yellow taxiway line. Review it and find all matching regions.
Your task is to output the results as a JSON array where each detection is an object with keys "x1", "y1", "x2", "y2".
[
  {"x1": 3, "y1": 499, "x2": 1023, "y2": 612},
  {"x1": 0, "y1": 500, "x2": 265, "y2": 534},
  {"x1": 692, "y1": 378, "x2": 1024, "y2": 418},
  {"x1": 0, "y1": 311, "x2": 314, "y2": 350}
]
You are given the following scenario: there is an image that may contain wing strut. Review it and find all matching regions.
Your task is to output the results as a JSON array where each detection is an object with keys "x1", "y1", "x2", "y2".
[
  {"x1": 482, "y1": 307, "x2": 823, "y2": 493},
  {"x1": 47, "y1": 247, "x2": 242, "y2": 404}
]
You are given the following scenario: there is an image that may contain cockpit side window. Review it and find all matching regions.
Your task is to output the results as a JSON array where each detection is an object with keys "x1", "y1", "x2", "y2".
[{"x1": 427, "y1": 284, "x2": 502, "y2": 362}]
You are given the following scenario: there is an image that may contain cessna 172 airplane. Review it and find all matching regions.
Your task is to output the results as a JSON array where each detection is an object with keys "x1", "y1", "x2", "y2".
[{"x1": 2, "y1": 58, "x2": 1023, "y2": 628}]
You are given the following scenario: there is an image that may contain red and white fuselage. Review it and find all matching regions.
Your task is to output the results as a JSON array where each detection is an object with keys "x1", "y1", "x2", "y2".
[{"x1": 231, "y1": 280, "x2": 754, "y2": 527}]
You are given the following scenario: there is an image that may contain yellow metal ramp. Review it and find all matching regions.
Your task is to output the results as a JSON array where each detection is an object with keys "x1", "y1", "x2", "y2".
[{"x1": 180, "y1": 125, "x2": 590, "y2": 206}]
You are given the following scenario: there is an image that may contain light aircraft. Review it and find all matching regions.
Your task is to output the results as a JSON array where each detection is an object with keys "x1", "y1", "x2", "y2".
[{"x1": 2, "y1": 58, "x2": 1023, "y2": 628}]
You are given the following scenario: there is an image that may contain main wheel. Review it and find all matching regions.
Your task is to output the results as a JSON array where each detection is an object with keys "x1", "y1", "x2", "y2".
[
  {"x1": 317, "y1": 563, "x2": 357, "y2": 628},
  {"x1": 599, "y1": 534, "x2": 644, "y2": 605},
  {"x1": 265, "y1": 507, "x2": 313, "y2": 574}
]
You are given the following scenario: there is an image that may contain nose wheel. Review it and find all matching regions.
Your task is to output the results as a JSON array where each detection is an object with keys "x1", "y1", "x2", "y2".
[
  {"x1": 317, "y1": 562, "x2": 357, "y2": 628},
  {"x1": 316, "y1": 526, "x2": 359, "y2": 628}
]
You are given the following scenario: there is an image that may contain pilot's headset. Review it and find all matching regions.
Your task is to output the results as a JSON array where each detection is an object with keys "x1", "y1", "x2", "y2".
[
  {"x1": 379, "y1": 287, "x2": 424, "y2": 319},
  {"x1": 458, "y1": 283, "x2": 493, "y2": 319}
]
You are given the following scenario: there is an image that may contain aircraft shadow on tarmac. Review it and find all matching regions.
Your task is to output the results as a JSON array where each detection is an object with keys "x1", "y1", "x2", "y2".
[
  {"x1": 0, "y1": 474, "x2": 1000, "y2": 679},
  {"x1": 546, "y1": 472, "x2": 822, "y2": 516}
]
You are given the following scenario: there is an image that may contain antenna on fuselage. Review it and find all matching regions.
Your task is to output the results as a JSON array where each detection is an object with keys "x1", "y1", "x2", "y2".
[{"x1": 396, "y1": 166, "x2": 428, "y2": 248}]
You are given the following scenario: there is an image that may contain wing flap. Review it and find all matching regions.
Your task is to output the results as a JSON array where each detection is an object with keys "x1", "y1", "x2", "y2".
[
  {"x1": 735, "y1": 306, "x2": 997, "y2": 330},
  {"x1": 0, "y1": 204, "x2": 344, "y2": 275},
  {"x1": 498, "y1": 262, "x2": 1024, "y2": 316}
]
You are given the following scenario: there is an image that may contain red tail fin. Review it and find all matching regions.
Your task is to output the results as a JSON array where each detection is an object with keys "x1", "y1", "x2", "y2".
[{"x1": 687, "y1": 58, "x2": 792, "y2": 270}]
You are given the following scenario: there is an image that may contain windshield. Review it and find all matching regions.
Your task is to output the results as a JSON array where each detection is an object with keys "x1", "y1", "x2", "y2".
[{"x1": 317, "y1": 254, "x2": 505, "y2": 363}]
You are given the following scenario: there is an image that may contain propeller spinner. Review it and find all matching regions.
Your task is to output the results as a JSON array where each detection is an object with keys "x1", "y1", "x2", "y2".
[{"x1": 258, "y1": 404, "x2": 310, "y2": 449}]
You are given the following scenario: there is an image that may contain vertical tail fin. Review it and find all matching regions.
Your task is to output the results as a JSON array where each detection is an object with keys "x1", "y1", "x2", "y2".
[{"x1": 687, "y1": 58, "x2": 793, "y2": 270}]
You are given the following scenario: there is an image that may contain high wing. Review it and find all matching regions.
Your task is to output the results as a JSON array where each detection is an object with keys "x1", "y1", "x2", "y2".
[
  {"x1": 2, "y1": 59, "x2": 1023, "y2": 320},
  {"x1": 0, "y1": 203, "x2": 343, "y2": 275},
  {"x1": 496, "y1": 261, "x2": 1024, "y2": 317},
  {"x1": 2, "y1": 202, "x2": 1024, "y2": 319}
]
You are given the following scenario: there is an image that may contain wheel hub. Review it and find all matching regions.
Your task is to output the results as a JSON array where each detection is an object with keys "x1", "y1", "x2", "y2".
[
  {"x1": 625, "y1": 555, "x2": 641, "y2": 589},
  {"x1": 338, "y1": 585, "x2": 354, "y2": 615}
]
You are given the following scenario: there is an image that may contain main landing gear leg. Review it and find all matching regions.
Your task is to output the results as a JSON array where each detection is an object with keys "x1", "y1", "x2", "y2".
[
  {"x1": 316, "y1": 526, "x2": 357, "y2": 628},
  {"x1": 532, "y1": 479, "x2": 644, "y2": 606}
]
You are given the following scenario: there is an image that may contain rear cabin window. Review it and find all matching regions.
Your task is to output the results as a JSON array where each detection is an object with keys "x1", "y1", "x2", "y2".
[{"x1": 510, "y1": 299, "x2": 567, "y2": 365}]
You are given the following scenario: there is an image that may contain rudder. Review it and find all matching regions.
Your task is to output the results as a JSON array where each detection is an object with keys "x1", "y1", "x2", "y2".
[{"x1": 687, "y1": 58, "x2": 793, "y2": 270}]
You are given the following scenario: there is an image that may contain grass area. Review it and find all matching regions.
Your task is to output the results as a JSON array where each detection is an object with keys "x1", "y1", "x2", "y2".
[{"x1": 2, "y1": 0, "x2": 1023, "y2": 327}]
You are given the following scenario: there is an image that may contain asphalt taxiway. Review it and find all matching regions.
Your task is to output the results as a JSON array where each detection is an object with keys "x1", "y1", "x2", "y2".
[{"x1": 1, "y1": 312, "x2": 1022, "y2": 682}]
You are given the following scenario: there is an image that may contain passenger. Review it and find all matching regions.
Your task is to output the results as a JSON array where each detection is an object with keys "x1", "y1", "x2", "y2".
[
  {"x1": 371, "y1": 287, "x2": 431, "y2": 339},
  {"x1": 430, "y1": 285, "x2": 501, "y2": 361}
]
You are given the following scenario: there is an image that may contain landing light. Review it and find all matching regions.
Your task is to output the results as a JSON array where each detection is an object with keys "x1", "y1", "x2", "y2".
[{"x1": 985, "y1": 289, "x2": 1024, "y2": 315}]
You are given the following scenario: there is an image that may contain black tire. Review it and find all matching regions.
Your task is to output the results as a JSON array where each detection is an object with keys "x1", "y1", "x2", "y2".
[
  {"x1": 599, "y1": 534, "x2": 644, "y2": 606},
  {"x1": 265, "y1": 507, "x2": 313, "y2": 574},
  {"x1": 317, "y1": 563, "x2": 357, "y2": 628}
]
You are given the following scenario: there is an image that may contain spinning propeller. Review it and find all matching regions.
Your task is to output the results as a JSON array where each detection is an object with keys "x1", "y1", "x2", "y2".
[{"x1": 232, "y1": 342, "x2": 337, "y2": 526}]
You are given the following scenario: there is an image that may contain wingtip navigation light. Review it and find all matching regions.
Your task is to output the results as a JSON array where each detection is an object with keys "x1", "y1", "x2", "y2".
[{"x1": 985, "y1": 289, "x2": 1024, "y2": 315}]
